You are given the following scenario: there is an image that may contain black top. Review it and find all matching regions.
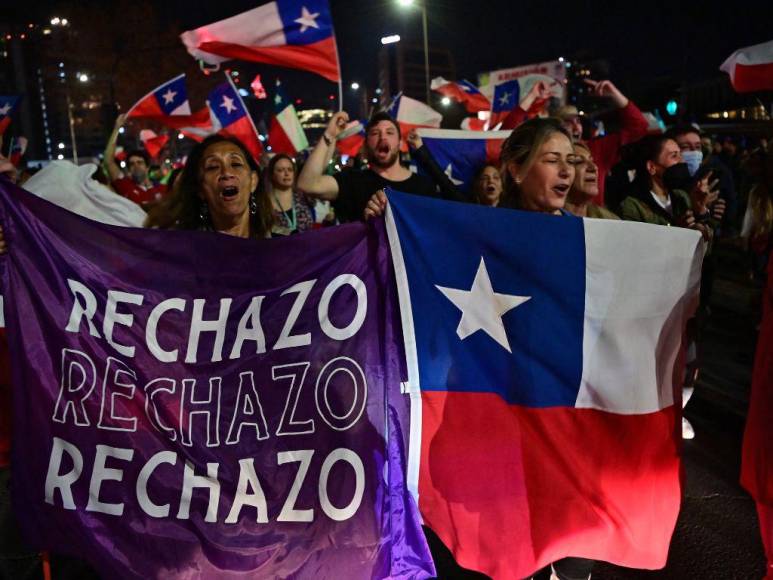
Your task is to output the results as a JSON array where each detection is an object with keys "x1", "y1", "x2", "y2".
[{"x1": 333, "y1": 168, "x2": 437, "y2": 223}]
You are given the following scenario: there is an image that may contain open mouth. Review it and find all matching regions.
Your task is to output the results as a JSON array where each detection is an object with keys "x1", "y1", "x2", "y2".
[
  {"x1": 377, "y1": 144, "x2": 391, "y2": 155},
  {"x1": 552, "y1": 183, "x2": 570, "y2": 195},
  {"x1": 221, "y1": 186, "x2": 239, "y2": 200},
  {"x1": 485, "y1": 185, "x2": 497, "y2": 193}
]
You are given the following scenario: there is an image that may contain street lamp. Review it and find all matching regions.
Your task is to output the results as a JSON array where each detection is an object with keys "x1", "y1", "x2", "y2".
[
  {"x1": 380, "y1": 34, "x2": 401, "y2": 45},
  {"x1": 350, "y1": 82, "x2": 360, "y2": 91},
  {"x1": 440, "y1": 96, "x2": 451, "y2": 106},
  {"x1": 396, "y1": 0, "x2": 430, "y2": 104}
]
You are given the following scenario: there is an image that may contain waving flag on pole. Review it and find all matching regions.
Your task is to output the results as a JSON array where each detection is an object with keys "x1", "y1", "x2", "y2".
[
  {"x1": 208, "y1": 75, "x2": 263, "y2": 160},
  {"x1": 415, "y1": 128, "x2": 510, "y2": 192},
  {"x1": 431, "y1": 78, "x2": 490, "y2": 113},
  {"x1": 268, "y1": 80, "x2": 308, "y2": 155},
  {"x1": 387, "y1": 93, "x2": 442, "y2": 150},
  {"x1": 180, "y1": 0, "x2": 340, "y2": 83},
  {"x1": 385, "y1": 191, "x2": 704, "y2": 579},
  {"x1": 720, "y1": 39, "x2": 773, "y2": 93},
  {"x1": 125, "y1": 74, "x2": 212, "y2": 130},
  {"x1": 0, "y1": 96, "x2": 21, "y2": 136}
]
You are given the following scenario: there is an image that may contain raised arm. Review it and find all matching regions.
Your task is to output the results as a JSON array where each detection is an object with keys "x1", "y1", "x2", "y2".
[
  {"x1": 297, "y1": 111, "x2": 348, "y2": 201},
  {"x1": 103, "y1": 113, "x2": 127, "y2": 182}
]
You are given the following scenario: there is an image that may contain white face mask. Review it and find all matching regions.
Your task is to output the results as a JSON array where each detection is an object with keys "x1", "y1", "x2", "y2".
[{"x1": 681, "y1": 150, "x2": 703, "y2": 176}]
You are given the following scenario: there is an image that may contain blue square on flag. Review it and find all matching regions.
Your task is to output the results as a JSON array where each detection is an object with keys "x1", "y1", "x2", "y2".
[
  {"x1": 387, "y1": 190, "x2": 586, "y2": 407},
  {"x1": 208, "y1": 83, "x2": 246, "y2": 127},
  {"x1": 279, "y1": 0, "x2": 333, "y2": 45},
  {"x1": 153, "y1": 76, "x2": 187, "y2": 115},
  {"x1": 422, "y1": 138, "x2": 484, "y2": 191},
  {"x1": 492, "y1": 79, "x2": 520, "y2": 112}
]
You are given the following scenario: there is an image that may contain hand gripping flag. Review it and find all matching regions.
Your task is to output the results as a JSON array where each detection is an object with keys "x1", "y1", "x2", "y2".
[
  {"x1": 208, "y1": 75, "x2": 263, "y2": 160},
  {"x1": 268, "y1": 80, "x2": 308, "y2": 155},
  {"x1": 415, "y1": 128, "x2": 510, "y2": 192},
  {"x1": 720, "y1": 39, "x2": 773, "y2": 93},
  {"x1": 180, "y1": 0, "x2": 340, "y2": 83},
  {"x1": 0, "y1": 179, "x2": 435, "y2": 579},
  {"x1": 125, "y1": 74, "x2": 212, "y2": 131},
  {"x1": 384, "y1": 191, "x2": 705, "y2": 579},
  {"x1": 430, "y1": 78, "x2": 490, "y2": 113},
  {"x1": 0, "y1": 96, "x2": 21, "y2": 136}
]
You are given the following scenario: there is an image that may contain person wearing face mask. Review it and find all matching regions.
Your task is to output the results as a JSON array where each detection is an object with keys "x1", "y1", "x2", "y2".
[
  {"x1": 565, "y1": 142, "x2": 619, "y2": 219},
  {"x1": 618, "y1": 135, "x2": 720, "y2": 237},
  {"x1": 667, "y1": 124, "x2": 735, "y2": 234},
  {"x1": 104, "y1": 114, "x2": 168, "y2": 206},
  {"x1": 297, "y1": 111, "x2": 442, "y2": 223}
]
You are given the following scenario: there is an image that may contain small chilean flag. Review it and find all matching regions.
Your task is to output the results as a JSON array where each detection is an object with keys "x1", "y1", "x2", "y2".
[
  {"x1": 336, "y1": 120, "x2": 365, "y2": 157},
  {"x1": 431, "y1": 77, "x2": 490, "y2": 113},
  {"x1": 268, "y1": 80, "x2": 308, "y2": 155},
  {"x1": 139, "y1": 130, "x2": 170, "y2": 159},
  {"x1": 0, "y1": 96, "x2": 21, "y2": 136},
  {"x1": 180, "y1": 0, "x2": 340, "y2": 83},
  {"x1": 415, "y1": 128, "x2": 510, "y2": 192},
  {"x1": 207, "y1": 75, "x2": 263, "y2": 161},
  {"x1": 721, "y1": 39, "x2": 773, "y2": 93},
  {"x1": 126, "y1": 74, "x2": 212, "y2": 130}
]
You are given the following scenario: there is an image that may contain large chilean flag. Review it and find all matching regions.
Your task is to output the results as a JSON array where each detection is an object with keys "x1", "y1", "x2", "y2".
[
  {"x1": 415, "y1": 128, "x2": 510, "y2": 192},
  {"x1": 180, "y1": 0, "x2": 340, "y2": 83},
  {"x1": 385, "y1": 191, "x2": 704, "y2": 580}
]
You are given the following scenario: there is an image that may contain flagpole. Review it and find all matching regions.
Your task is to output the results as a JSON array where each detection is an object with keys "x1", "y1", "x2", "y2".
[{"x1": 333, "y1": 34, "x2": 343, "y2": 112}]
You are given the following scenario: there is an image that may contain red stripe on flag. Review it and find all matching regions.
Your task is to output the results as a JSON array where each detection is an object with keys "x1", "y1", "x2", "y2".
[
  {"x1": 268, "y1": 116, "x2": 298, "y2": 156},
  {"x1": 0, "y1": 117, "x2": 11, "y2": 136},
  {"x1": 732, "y1": 62, "x2": 773, "y2": 93},
  {"x1": 419, "y1": 391, "x2": 681, "y2": 579},
  {"x1": 198, "y1": 37, "x2": 340, "y2": 83},
  {"x1": 126, "y1": 98, "x2": 165, "y2": 119},
  {"x1": 741, "y1": 257, "x2": 773, "y2": 503},
  {"x1": 485, "y1": 139, "x2": 505, "y2": 165}
]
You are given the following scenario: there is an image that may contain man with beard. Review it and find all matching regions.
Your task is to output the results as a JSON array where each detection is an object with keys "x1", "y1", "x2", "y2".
[
  {"x1": 104, "y1": 114, "x2": 168, "y2": 206},
  {"x1": 297, "y1": 111, "x2": 438, "y2": 223}
]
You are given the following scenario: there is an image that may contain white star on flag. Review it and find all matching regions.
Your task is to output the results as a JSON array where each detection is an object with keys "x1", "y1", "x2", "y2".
[
  {"x1": 436, "y1": 257, "x2": 531, "y2": 352},
  {"x1": 220, "y1": 95, "x2": 237, "y2": 114},
  {"x1": 461, "y1": 84, "x2": 473, "y2": 92},
  {"x1": 274, "y1": 93, "x2": 283, "y2": 106},
  {"x1": 0, "y1": 103, "x2": 10, "y2": 116},
  {"x1": 444, "y1": 163, "x2": 464, "y2": 186},
  {"x1": 161, "y1": 89, "x2": 177, "y2": 105},
  {"x1": 498, "y1": 91, "x2": 512, "y2": 107},
  {"x1": 295, "y1": 6, "x2": 320, "y2": 33}
]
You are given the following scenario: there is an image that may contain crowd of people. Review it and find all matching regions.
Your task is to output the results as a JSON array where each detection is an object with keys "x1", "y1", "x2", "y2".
[{"x1": 0, "y1": 76, "x2": 771, "y2": 580}]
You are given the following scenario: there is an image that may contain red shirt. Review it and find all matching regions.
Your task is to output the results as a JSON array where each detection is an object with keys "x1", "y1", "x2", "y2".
[{"x1": 112, "y1": 177, "x2": 168, "y2": 206}]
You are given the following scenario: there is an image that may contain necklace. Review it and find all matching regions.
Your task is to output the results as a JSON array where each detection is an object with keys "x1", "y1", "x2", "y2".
[{"x1": 272, "y1": 191, "x2": 297, "y2": 231}]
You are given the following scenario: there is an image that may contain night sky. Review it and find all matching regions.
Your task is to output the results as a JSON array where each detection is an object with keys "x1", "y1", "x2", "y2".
[{"x1": 11, "y1": 0, "x2": 773, "y2": 111}]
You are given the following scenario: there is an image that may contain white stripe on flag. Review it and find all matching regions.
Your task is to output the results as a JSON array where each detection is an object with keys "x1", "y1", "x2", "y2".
[
  {"x1": 385, "y1": 201, "x2": 423, "y2": 505},
  {"x1": 0, "y1": 295, "x2": 4, "y2": 328},
  {"x1": 276, "y1": 105, "x2": 309, "y2": 152},
  {"x1": 575, "y1": 219, "x2": 704, "y2": 414},
  {"x1": 180, "y1": 2, "x2": 285, "y2": 65},
  {"x1": 416, "y1": 128, "x2": 512, "y2": 139}
]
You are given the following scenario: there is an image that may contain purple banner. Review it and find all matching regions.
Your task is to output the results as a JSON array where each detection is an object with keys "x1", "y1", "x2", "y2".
[{"x1": 0, "y1": 180, "x2": 434, "y2": 579}]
